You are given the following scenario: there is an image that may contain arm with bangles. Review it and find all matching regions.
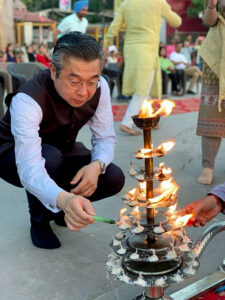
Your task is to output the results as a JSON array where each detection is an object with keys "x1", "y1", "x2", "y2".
[{"x1": 203, "y1": 0, "x2": 218, "y2": 27}]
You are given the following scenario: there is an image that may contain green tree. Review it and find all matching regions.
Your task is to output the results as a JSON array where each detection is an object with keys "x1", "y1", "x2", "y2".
[{"x1": 187, "y1": 0, "x2": 204, "y2": 17}]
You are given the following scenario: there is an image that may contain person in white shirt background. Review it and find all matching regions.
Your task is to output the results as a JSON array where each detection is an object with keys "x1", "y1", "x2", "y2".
[
  {"x1": 53, "y1": 0, "x2": 89, "y2": 45},
  {"x1": 170, "y1": 41, "x2": 202, "y2": 95},
  {"x1": 0, "y1": 32, "x2": 125, "y2": 250}
]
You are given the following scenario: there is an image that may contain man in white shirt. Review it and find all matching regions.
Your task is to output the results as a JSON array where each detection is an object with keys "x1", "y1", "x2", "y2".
[
  {"x1": 53, "y1": 0, "x2": 89, "y2": 45},
  {"x1": 170, "y1": 42, "x2": 202, "y2": 95},
  {"x1": 0, "y1": 32, "x2": 125, "y2": 249}
]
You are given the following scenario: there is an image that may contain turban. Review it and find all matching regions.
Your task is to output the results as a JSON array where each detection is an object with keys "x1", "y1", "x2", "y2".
[{"x1": 73, "y1": 0, "x2": 89, "y2": 13}]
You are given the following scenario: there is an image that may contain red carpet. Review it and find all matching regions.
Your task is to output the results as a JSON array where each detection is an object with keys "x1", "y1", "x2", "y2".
[{"x1": 112, "y1": 98, "x2": 200, "y2": 122}]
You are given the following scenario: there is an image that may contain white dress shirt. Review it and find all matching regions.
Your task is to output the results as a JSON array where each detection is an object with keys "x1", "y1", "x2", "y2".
[
  {"x1": 170, "y1": 52, "x2": 188, "y2": 70},
  {"x1": 57, "y1": 13, "x2": 88, "y2": 36},
  {"x1": 10, "y1": 77, "x2": 116, "y2": 213}
]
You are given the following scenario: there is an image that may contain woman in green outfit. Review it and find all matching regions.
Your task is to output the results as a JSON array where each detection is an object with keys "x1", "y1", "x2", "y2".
[
  {"x1": 196, "y1": 0, "x2": 225, "y2": 185},
  {"x1": 159, "y1": 46, "x2": 181, "y2": 96}
]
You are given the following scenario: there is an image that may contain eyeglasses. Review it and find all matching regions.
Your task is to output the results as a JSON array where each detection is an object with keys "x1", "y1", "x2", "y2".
[{"x1": 61, "y1": 76, "x2": 99, "y2": 90}]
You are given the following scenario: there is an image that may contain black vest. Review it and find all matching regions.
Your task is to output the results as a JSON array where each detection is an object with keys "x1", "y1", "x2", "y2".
[{"x1": 0, "y1": 69, "x2": 101, "y2": 156}]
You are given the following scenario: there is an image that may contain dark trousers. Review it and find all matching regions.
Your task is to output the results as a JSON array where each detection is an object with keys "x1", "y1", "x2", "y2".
[
  {"x1": 161, "y1": 70, "x2": 179, "y2": 94},
  {"x1": 0, "y1": 144, "x2": 125, "y2": 225}
]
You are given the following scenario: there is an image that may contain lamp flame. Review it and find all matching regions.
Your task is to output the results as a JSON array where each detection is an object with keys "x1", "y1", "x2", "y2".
[
  {"x1": 148, "y1": 179, "x2": 179, "y2": 205},
  {"x1": 120, "y1": 208, "x2": 127, "y2": 217},
  {"x1": 139, "y1": 99, "x2": 175, "y2": 119},
  {"x1": 157, "y1": 141, "x2": 175, "y2": 154},
  {"x1": 167, "y1": 203, "x2": 178, "y2": 215},
  {"x1": 173, "y1": 214, "x2": 193, "y2": 228}
]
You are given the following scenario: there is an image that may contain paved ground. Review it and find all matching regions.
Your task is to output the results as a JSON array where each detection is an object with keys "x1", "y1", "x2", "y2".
[{"x1": 1, "y1": 89, "x2": 225, "y2": 300}]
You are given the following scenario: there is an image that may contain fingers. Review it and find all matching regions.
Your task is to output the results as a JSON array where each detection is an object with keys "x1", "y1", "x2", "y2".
[
  {"x1": 70, "y1": 168, "x2": 84, "y2": 185},
  {"x1": 64, "y1": 196, "x2": 95, "y2": 232},
  {"x1": 71, "y1": 179, "x2": 97, "y2": 196}
]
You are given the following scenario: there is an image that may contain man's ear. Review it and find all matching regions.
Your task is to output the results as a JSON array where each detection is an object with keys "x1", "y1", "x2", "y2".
[{"x1": 49, "y1": 63, "x2": 56, "y2": 80}]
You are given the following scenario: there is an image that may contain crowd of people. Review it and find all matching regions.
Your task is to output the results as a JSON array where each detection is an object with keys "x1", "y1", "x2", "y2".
[
  {"x1": 0, "y1": 42, "x2": 53, "y2": 67},
  {"x1": 159, "y1": 35, "x2": 204, "y2": 96}
]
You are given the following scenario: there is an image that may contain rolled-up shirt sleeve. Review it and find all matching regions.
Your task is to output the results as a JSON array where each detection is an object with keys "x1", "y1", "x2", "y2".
[
  {"x1": 209, "y1": 182, "x2": 225, "y2": 214},
  {"x1": 89, "y1": 76, "x2": 116, "y2": 167},
  {"x1": 10, "y1": 93, "x2": 63, "y2": 213}
]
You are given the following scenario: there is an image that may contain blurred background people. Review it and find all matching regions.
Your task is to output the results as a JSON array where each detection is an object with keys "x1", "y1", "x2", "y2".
[
  {"x1": 36, "y1": 45, "x2": 51, "y2": 68},
  {"x1": 2, "y1": 43, "x2": 16, "y2": 62},
  {"x1": 159, "y1": 46, "x2": 181, "y2": 96},
  {"x1": 53, "y1": 0, "x2": 88, "y2": 45},
  {"x1": 104, "y1": 0, "x2": 181, "y2": 135},
  {"x1": 170, "y1": 42, "x2": 202, "y2": 95}
]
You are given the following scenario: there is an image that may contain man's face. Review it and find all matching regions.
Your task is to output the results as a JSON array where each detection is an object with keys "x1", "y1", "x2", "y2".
[
  {"x1": 77, "y1": 6, "x2": 88, "y2": 18},
  {"x1": 175, "y1": 43, "x2": 182, "y2": 53},
  {"x1": 50, "y1": 57, "x2": 101, "y2": 108}
]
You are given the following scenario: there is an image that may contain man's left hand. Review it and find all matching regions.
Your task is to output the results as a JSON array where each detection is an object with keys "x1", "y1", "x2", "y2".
[{"x1": 70, "y1": 161, "x2": 102, "y2": 197}]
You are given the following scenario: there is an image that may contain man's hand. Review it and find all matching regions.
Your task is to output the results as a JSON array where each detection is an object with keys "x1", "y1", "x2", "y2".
[
  {"x1": 70, "y1": 161, "x2": 102, "y2": 197},
  {"x1": 180, "y1": 195, "x2": 221, "y2": 227},
  {"x1": 56, "y1": 191, "x2": 95, "y2": 231}
]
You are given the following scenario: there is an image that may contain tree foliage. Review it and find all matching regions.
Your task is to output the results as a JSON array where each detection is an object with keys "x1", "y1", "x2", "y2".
[{"x1": 187, "y1": 0, "x2": 204, "y2": 17}]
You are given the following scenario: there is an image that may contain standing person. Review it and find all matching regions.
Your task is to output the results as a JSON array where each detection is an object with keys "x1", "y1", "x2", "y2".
[
  {"x1": 53, "y1": 0, "x2": 88, "y2": 45},
  {"x1": 196, "y1": 0, "x2": 225, "y2": 185},
  {"x1": 0, "y1": 32, "x2": 125, "y2": 249},
  {"x1": 104, "y1": 0, "x2": 181, "y2": 135}
]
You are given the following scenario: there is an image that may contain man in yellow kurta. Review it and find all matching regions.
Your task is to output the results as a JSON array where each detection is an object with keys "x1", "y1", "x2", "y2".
[{"x1": 104, "y1": 0, "x2": 181, "y2": 135}]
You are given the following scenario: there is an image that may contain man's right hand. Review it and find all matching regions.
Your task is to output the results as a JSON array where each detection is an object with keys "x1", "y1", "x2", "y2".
[
  {"x1": 180, "y1": 195, "x2": 221, "y2": 227},
  {"x1": 56, "y1": 191, "x2": 95, "y2": 231}
]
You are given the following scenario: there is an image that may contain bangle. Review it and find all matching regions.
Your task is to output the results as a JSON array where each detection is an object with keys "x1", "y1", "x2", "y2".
[
  {"x1": 209, "y1": 194, "x2": 223, "y2": 211},
  {"x1": 207, "y1": 5, "x2": 216, "y2": 9}
]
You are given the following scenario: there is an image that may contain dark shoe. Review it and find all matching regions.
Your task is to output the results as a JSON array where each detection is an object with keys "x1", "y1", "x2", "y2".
[
  {"x1": 186, "y1": 90, "x2": 196, "y2": 95},
  {"x1": 54, "y1": 211, "x2": 67, "y2": 227},
  {"x1": 30, "y1": 222, "x2": 61, "y2": 249}
]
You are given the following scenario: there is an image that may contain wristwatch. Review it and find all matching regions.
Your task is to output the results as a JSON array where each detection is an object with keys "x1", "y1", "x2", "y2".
[{"x1": 93, "y1": 159, "x2": 106, "y2": 174}]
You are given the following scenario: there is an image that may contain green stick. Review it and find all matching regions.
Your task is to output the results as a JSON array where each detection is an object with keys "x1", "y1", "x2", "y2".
[{"x1": 92, "y1": 216, "x2": 115, "y2": 224}]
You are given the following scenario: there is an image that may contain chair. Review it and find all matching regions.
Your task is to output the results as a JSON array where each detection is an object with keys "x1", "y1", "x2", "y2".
[
  {"x1": 7, "y1": 62, "x2": 48, "y2": 92},
  {"x1": 102, "y1": 63, "x2": 121, "y2": 96},
  {"x1": 0, "y1": 62, "x2": 13, "y2": 118}
]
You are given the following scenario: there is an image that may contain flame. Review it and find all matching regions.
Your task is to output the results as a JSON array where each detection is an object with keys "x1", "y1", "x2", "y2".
[
  {"x1": 137, "y1": 148, "x2": 152, "y2": 157},
  {"x1": 127, "y1": 187, "x2": 137, "y2": 200},
  {"x1": 148, "y1": 179, "x2": 179, "y2": 205},
  {"x1": 139, "y1": 181, "x2": 146, "y2": 192},
  {"x1": 160, "y1": 100, "x2": 175, "y2": 116},
  {"x1": 139, "y1": 99, "x2": 154, "y2": 118},
  {"x1": 120, "y1": 208, "x2": 127, "y2": 217},
  {"x1": 157, "y1": 141, "x2": 175, "y2": 153},
  {"x1": 167, "y1": 203, "x2": 178, "y2": 215},
  {"x1": 158, "y1": 162, "x2": 172, "y2": 177},
  {"x1": 131, "y1": 206, "x2": 141, "y2": 218},
  {"x1": 139, "y1": 181, "x2": 146, "y2": 199},
  {"x1": 173, "y1": 214, "x2": 193, "y2": 228},
  {"x1": 138, "y1": 99, "x2": 175, "y2": 119}
]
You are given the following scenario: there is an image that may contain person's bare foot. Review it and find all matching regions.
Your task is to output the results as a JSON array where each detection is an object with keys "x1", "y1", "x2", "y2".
[
  {"x1": 120, "y1": 124, "x2": 142, "y2": 136},
  {"x1": 197, "y1": 168, "x2": 213, "y2": 185}
]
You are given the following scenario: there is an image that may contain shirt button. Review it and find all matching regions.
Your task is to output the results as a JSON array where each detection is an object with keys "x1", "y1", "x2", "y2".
[{"x1": 71, "y1": 124, "x2": 75, "y2": 128}]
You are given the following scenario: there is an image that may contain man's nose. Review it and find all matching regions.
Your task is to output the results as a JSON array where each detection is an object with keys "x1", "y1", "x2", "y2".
[{"x1": 77, "y1": 82, "x2": 88, "y2": 96}]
